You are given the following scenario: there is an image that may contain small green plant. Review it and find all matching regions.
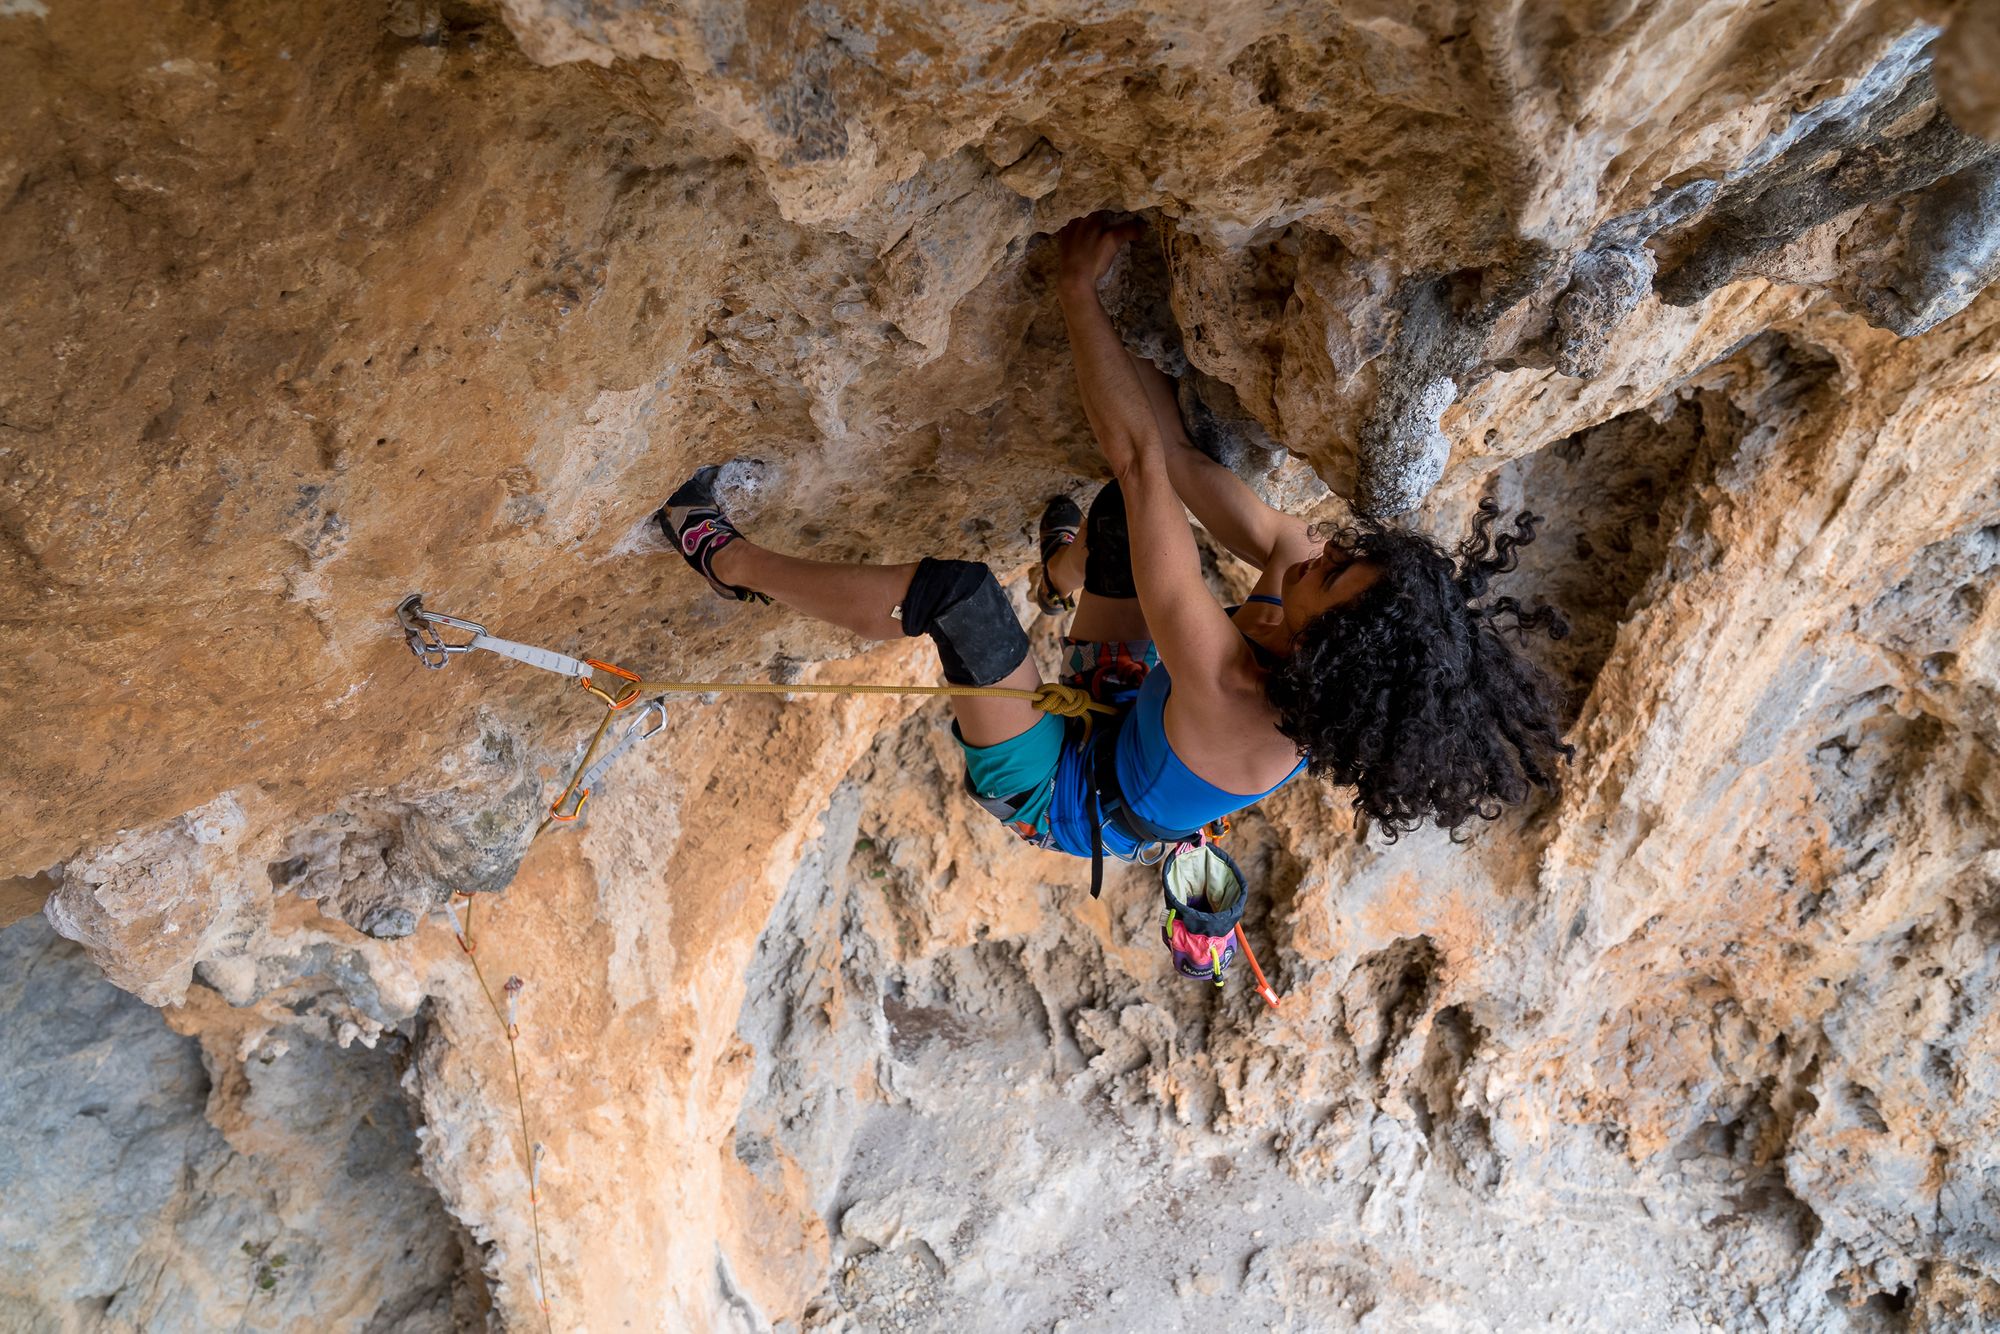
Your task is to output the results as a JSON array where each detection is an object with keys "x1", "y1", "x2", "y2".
[{"x1": 234, "y1": 1242, "x2": 289, "y2": 1329}]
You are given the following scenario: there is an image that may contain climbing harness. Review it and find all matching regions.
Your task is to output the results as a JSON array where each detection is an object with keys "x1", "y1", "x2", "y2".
[{"x1": 1083, "y1": 716, "x2": 1232, "y2": 897}]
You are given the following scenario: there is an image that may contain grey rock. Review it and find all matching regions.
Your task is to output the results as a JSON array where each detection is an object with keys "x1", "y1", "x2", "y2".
[
  {"x1": 0, "y1": 916, "x2": 483, "y2": 1328},
  {"x1": 1839, "y1": 156, "x2": 2000, "y2": 335},
  {"x1": 1656, "y1": 62, "x2": 2000, "y2": 307},
  {"x1": 1552, "y1": 246, "x2": 1657, "y2": 379}
]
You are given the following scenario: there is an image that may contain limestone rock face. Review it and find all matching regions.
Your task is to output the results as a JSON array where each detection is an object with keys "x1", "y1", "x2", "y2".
[
  {"x1": 2, "y1": 0, "x2": 1999, "y2": 1330},
  {"x1": 0, "y1": 916, "x2": 483, "y2": 1329}
]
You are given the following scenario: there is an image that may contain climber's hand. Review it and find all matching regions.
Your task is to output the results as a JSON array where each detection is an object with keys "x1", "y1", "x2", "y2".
[{"x1": 1055, "y1": 214, "x2": 1144, "y2": 296}]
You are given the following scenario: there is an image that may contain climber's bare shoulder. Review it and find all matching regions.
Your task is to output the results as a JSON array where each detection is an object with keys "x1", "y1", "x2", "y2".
[{"x1": 1158, "y1": 640, "x2": 1302, "y2": 794}]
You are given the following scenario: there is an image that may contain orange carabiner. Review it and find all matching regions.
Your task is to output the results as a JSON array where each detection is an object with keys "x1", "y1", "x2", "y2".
[
  {"x1": 548, "y1": 786, "x2": 590, "y2": 823},
  {"x1": 579, "y1": 658, "x2": 643, "y2": 710}
]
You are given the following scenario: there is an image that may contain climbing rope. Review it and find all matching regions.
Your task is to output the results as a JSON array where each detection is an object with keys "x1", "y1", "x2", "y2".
[
  {"x1": 441, "y1": 891, "x2": 553, "y2": 1333},
  {"x1": 398, "y1": 593, "x2": 1113, "y2": 836}
]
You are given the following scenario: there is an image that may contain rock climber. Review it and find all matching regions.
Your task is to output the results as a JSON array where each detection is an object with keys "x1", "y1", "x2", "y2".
[{"x1": 658, "y1": 214, "x2": 1572, "y2": 919}]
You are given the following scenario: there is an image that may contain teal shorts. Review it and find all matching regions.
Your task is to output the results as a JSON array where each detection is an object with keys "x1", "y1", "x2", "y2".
[
  {"x1": 958, "y1": 712, "x2": 1068, "y2": 846},
  {"x1": 954, "y1": 638, "x2": 1159, "y2": 849}
]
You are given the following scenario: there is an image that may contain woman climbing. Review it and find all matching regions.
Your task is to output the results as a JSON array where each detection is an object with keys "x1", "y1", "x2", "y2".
[{"x1": 658, "y1": 214, "x2": 1572, "y2": 918}]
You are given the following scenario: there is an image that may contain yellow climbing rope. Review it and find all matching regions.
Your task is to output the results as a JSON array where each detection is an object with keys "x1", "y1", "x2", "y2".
[
  {"x1": 563, "y1": 647, "x2": 1111, "y2": 720},
  {"x1": 632, "y1": 677, "x2": 1110, "y2": 718},
  {"x1": 394, "y1": 592, "x2": 1115, "y2": 837}
]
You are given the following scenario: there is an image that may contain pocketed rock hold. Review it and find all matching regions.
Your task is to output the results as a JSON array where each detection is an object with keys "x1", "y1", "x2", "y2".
[{"x1": 1552, "y1": 247, "x2": 1657, "y2": 379}]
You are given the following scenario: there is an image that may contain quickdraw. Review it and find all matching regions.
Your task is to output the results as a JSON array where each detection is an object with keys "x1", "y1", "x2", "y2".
[
  {"x1": 399, "y1": 591, "x2": 1114, "y2": 838},
  {"x1": 399, "y1": 594, "x2": 645, "y2": 709},
  {"x1": 544, "y1": 697, "x2": 668, "y2": 826}
]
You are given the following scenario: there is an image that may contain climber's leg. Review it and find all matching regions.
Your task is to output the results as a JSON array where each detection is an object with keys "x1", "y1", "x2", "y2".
[
  {"x1": 705, "y1": 542, "x2": 914, "y2": 639},
  {"x1": 706, "y1": 542, "x2": 1044, "y2": 749}
]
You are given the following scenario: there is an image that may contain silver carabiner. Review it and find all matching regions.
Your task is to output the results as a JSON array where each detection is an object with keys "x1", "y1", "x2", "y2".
[{"x1": 396, "y1": 594, "x2": 487, "y2": 670}]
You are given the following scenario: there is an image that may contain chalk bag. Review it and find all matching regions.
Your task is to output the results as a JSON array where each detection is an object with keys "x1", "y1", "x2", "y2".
[{"x1": 1159, "y1": 841, "x2": 1248, "y2": 987}]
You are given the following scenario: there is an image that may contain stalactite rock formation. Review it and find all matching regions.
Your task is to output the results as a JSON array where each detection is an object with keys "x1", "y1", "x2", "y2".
[{"x1": 2, "y1": 0, "x2": 1998, "y2": 1329}]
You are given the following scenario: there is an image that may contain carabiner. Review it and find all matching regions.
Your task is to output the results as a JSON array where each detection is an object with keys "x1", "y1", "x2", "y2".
[
  {"x1": 579, "y1": 658, "x2": 644, "y2": 710},
  {"x1": 548, "y1": 786, "x2": 590, "y2": 823},
  {"x1": 396, "y1": 594, "x2": 488, "y2": 670}
]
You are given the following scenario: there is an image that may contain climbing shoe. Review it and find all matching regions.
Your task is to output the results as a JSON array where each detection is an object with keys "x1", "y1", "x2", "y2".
[
  {"x1": 1032, "y1": 494, "x2": 1083, "y2": 615},
  {"x1": 657, "y1": 466, "x2": 770, "y2": 605}
]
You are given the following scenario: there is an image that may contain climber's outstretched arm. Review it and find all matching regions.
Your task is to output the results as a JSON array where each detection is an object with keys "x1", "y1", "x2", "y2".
[
  {"x1": 1056, "y1": 217, "x2": 1242, "y2": 678},
  {"x1": 1127, "y1": 353, "x2": 1315, "y2": 575}
]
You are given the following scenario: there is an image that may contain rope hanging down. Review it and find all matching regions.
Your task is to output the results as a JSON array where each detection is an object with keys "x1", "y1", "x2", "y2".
[{"x1": 441, "y1": 893, "x2": 552, "y2": 1332}]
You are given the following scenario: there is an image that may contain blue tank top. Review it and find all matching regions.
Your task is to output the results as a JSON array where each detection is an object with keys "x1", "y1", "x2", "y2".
[{"x1": 1045, "y1": 625, "x2": 1306, "y2": 859}]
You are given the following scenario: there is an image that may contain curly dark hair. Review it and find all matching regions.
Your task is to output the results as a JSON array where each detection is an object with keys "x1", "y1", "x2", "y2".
[{"x1": 1264, "y1": 499, "x2": 1575, "y2": 838}]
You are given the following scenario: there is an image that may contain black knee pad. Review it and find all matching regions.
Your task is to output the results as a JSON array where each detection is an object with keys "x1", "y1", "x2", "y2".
[
  {"x1": 898, "y1": 558, "x2": 1029, "y2": 686},
  {"x1": 1084, "y1": 480, "x2": 1137, "y2": 599}
]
